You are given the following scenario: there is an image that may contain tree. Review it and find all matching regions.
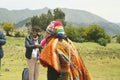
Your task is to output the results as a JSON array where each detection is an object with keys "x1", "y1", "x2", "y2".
[
  {"x1": 98, "y1": 38, "x2": 108, "y2": 46},
  {"x1": 77, "y1": 26, "x2": 89, "y2": 42},
  {"x1": 53, "y1": 8, "x2": 66, "y2": 26},
  {"x1": 47, "y1": 10, "x2": 54, "y2": 24},
  {"x1": 31, "y1": 10, "x2": 54, "y2": 31},
  {"x1": 25, "y1": 22, "x2": 31, "y2": 28},
  {"x1": 53, "y1": 8, "x2": 65, "y2": 20},
  {"x1": 65, "y1": 25, "x2": 88, "y2": 42},
  {"x1": 65, "y1": 24, "x2": 78, "y2": 41},
  {"x1": 2, "y1": 22, "x2": 15, "y2": 36},
  {"x1": 117, "y1": 34, "x2": 120, "y2": 43},
  {"x1": 87, "y1": 24, "x2": 106, "y2": 42},
  {"x1": 25, "y1": 22, "x2": 32, "y2": 32},
  {"x1": 31, "y1": 16, "x2": 40, "y2": 27},
  {"x1": 39, "y1": 14, "x2": 49, "y2": 31},
  {"x1": 30, "y1": 8, "x2": 66, "y2": 31}
]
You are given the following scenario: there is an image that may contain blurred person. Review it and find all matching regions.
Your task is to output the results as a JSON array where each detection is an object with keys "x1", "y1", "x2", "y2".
[
  {"x1": 0, "y1": 30, "x2": 6, "y2": 70},
  {"x1": 0, "y1": 30, "x2": 6, "y2": 59},
  {"x1": 25, "y1": 26, "x2": 42, "y2": 80},
  {"x1": 40, "y1": 21, "x2": 92, "y2": 80}
]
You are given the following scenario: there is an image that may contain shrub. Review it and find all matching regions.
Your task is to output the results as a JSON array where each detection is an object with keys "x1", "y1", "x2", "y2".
[
  {"x1": 98, "y1": 38, "x2": 108, "y2": 46},
  {"x1": 117, "y1": 34, "x2": 120, "y2": 43},
  {"x1": 14, "y1": 31, "x2": 25, "y2": 37}
]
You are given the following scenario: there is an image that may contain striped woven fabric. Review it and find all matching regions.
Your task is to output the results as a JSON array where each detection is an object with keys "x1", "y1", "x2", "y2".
[{"x1": 40, "y1": 37, "x2": 92, "y2": 80}]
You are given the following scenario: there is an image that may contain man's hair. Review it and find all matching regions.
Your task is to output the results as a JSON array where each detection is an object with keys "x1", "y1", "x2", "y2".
[{"x1": 32, "y1": 26, "x2": 40, "y2": 32}]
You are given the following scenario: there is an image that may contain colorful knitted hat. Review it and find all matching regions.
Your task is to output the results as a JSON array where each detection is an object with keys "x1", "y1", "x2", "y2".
[{"x1": 46, "y1": 21, "x2": 65, "y2": 39}]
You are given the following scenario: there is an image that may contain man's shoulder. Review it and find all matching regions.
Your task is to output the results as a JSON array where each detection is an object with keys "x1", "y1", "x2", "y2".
[
  {"x1": 25, "y1": 34, "x2": 32, "y2": 40},
  {"x1": 0, "y1": 30, "x2": 5, "y2": 38},
  {"x1": 0, "y1": 30, "x2": 3, "y2": 34}
]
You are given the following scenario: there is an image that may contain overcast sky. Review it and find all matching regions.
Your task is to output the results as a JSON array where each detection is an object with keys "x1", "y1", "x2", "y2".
[{"x1": 0, "y1": 0, "x2": 120, "y2": 23}]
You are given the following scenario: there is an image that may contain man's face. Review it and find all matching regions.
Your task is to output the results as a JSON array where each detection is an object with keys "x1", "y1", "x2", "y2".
[{"x1": 32, "y1": 30, "x2": 38, "y2": 38}]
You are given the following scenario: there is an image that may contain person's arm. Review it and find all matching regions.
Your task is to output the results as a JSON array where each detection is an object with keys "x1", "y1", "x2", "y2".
[
  {"x1": 40, "y1": 38, "x2": 46, "y2": 47},
  {"x1": 0, "y1": 31, "x2": 6, "y2": 45},
  {"x1": 25, "y1": 36, "x2": 36, "y2": 49}
]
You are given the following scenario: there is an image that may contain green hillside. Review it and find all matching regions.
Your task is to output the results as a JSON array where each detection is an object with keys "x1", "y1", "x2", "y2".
[{"x1": 0, "y1": 36, "x2": 120, "y2": 80}]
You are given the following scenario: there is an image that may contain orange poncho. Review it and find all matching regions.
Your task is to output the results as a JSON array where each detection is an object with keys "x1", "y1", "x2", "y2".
[{"x1": 40, "y1": 37, "x2": 91, "y2": 80}]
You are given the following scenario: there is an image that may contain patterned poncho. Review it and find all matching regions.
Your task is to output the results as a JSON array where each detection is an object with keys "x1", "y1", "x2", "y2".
[{"x1": 40, "y1": 37, "x2": 91, "y2": 80}]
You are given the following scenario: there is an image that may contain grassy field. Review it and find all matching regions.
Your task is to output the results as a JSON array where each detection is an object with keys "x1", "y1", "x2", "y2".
[{"x1": 0, "y1": 36, "x2": 120, "y2": 80}]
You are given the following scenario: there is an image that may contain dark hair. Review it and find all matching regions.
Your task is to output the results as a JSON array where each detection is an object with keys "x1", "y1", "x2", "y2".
[{"x1": 32, "y1": 26, "x2": 40, "y2": 32}]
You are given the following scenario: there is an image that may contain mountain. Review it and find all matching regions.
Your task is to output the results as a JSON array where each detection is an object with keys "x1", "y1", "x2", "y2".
[
  {"x1": 117, "y1": 23, "x2": 120, "y2": 26},
  {"x1": 61, "y1": 8, "x2": 120, "y2": 36},
  {"x1": 14, "y1": 17, "x2": 31, "y2": 27},
  {"x1": 62, "y1": 8, "x2": 108, "y2": 24},
  {"x1": 0, "y1": 7, "x2": 49, "y2": 24},
  {"x1": 0, "y1": 7, "x2": 120, "y2": 36}
]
